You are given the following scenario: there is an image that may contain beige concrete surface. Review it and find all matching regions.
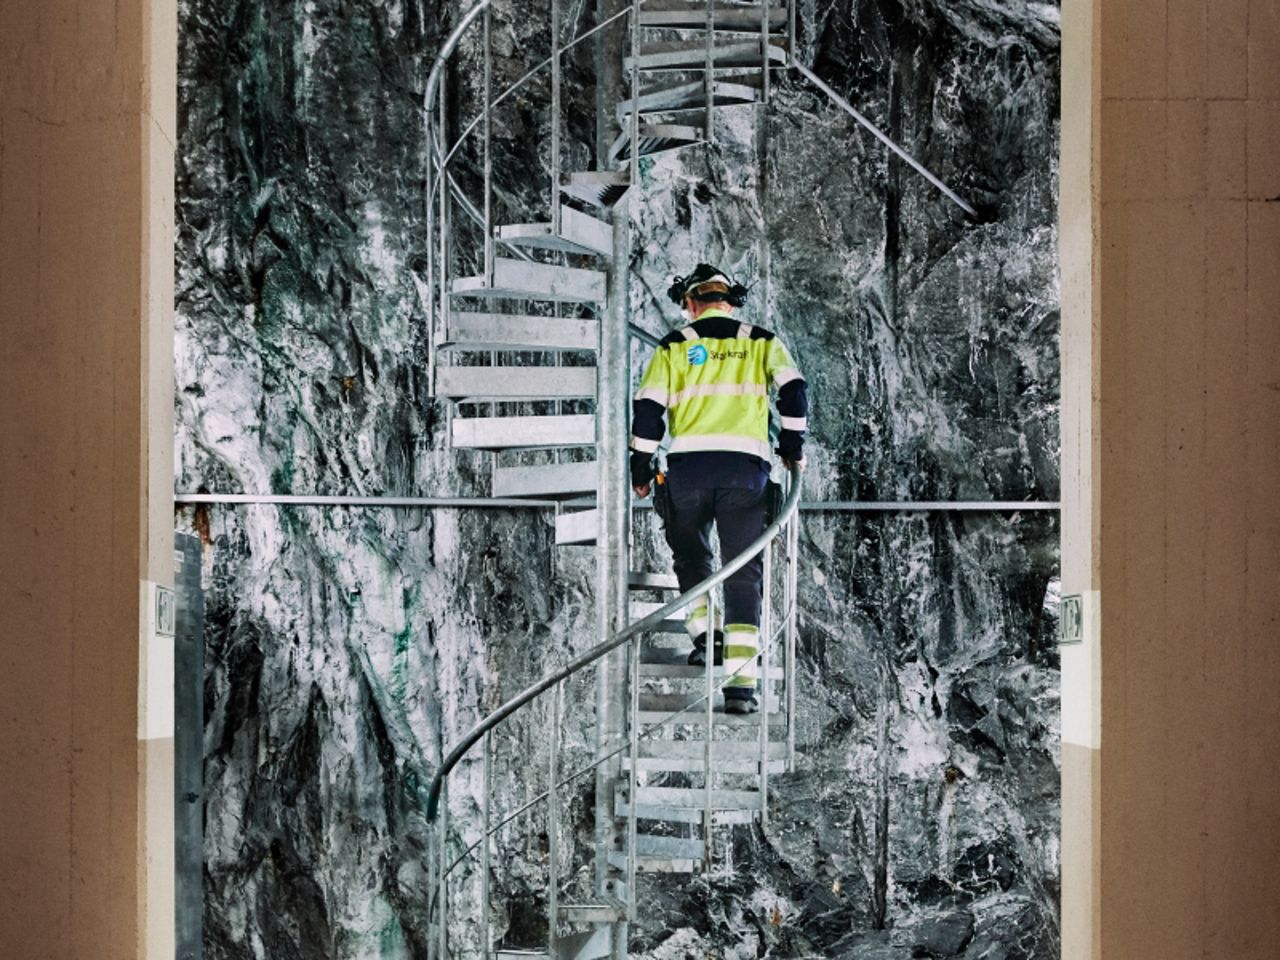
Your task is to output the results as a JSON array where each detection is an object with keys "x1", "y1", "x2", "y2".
[
  {"x1": 1063, "y1": 0, "x2": 1280, "y2": 956},
  {"x1": 0, "y1": 0, "x2": 176, "y2": 957}
]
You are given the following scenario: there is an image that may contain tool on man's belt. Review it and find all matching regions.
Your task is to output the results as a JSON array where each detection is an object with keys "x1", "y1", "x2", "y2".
[{"x1": 653, "y1": 470, "x2": 673, "y2": 527}]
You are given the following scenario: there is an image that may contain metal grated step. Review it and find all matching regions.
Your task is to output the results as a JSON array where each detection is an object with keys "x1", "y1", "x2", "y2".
[
  {"x1": 606, "y1": 849, "x2": 700, "y2": 874},
  {"x1": 624, "y1": 38, "x2": 788, "y2": 72},
  {"x1": 436, "y1": 366, "x2": 596, "y2": 401},
  {"x1": 492, "y1": 460, "x2": 597, "y2": 499},
  {"x1": 556, "y1": 898, "x2": 627, "y2": 923},
  {"x1": 639, "y1": 691, "x2": 782, "y2": 715},
  {"x1": 609, "y1": 122, "x2": 703, "y2": 163},
  {"x1": 560, "y1": 171, "x2": 630, "y2": 209},
  {"x1": 555, "y1": 508, "x2": 599, "y2": 545},
  {"x1": 636, "y1": 1, "x2": 787, "y2": 33},
  {"x1": 437, "y1": 312, "x2": 599, "y2": 353},
  {"x1": 636, "y1": 707, "x2": 785, "y2": 727},
  {"x1": 616, "y1": 78, "x2": 761, "y2": 121},
  {"x1": 452, "y1": 258, "x2": 606, "y2": 304},
  {"x1": 622, "y1": 752, "x2": 785, "y2": 775},
  {"x1": 628, "y1": 570, "x2": 681, "y2": 591},
  {"x1": 496, "y1": 206, "x2": 614, "y2": 258},
  {"x1": 452, "y1": 414, "x2": 595, "y2": 450}
]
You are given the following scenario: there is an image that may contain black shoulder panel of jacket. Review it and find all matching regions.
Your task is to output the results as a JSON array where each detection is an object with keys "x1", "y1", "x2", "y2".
[
  {"x1": 659, "y1": 329, "x2": 685, "y2": 348},
  {"x1": 691, "y1": 316, "x2": 740, "y2": 341},
  {"x1": 749, "y1": 325, "x2": 775, "y2": 341}
]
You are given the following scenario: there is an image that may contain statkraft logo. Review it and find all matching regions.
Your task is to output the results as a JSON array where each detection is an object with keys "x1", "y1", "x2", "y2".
[{"x1": 687, "y1": 344, "x2": 708, "y2": 365}]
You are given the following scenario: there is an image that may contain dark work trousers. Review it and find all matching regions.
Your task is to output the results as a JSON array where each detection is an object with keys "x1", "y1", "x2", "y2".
[{"x1": 662, "y1": 481, "x2": 766, "y2": 676}]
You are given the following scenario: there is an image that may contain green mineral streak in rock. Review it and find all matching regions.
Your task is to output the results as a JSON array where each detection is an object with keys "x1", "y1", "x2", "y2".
[{"x1": 391, "y1": 584, "x2": 418, "y2": 702}]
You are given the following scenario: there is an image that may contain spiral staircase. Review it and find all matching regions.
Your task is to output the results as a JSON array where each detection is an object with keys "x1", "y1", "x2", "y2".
[{"x1": 420, "y1": 0, "x2": 972, "y2": 955}]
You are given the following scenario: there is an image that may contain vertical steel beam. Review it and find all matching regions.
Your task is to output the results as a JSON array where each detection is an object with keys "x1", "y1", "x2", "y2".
[
  {"x1": 629, "y1": 0, "x2": 641, "y2": 187},
  {"x1": 437, "y1": 782, "x2": 449, "y2": 959},
  {"x1": 785, "y1": 508, "x2": 799, "y2": 769},
  {"x1": 703, "y1": 0, "x2": 714, "y2": 143},
  {"x1": 483, "y1": 2, "x2": 495, "y2": 282},
  {"x1": 438, "y1": 74, "x2": 452, "y2": 345},
  {"x1": 481, "y1": 731, "x2": 492, "y2": 960},
  {"x1": 548, "y1": 683, "x2": 562, "y2": 958},
  {"x1": 551, "y1": 0, "x2": 563, "y2": 233},
  {"x1": 703, "y1": 590, "x2": 716, "y2": 871},
  {"x1": 758, "y1": 537, "x2": 773, "y2": 822},
  {"x1": 597, "y1": 208, "x2": 631, "y2": 957}
]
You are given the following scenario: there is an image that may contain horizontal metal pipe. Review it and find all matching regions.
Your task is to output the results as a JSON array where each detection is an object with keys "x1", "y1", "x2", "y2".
[{"x1": 175, "y1": 493, "x2": 1059, "y2": 512}]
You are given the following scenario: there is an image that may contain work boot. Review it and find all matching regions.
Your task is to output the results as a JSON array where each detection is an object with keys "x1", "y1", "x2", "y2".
[
  {"x1": 723, "y1": 695, "x2": 760, "y2": 715},
  {"x1": 687, "y1": 630, "x2": 724, "y2": 667}
]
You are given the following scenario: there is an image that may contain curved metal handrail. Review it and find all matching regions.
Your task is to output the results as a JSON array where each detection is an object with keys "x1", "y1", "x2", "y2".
[
  {"x1": 426, "y1": 461, "x2": 803, "y2": 821},
  {"x1": 437, "y1": 598, "x2": 794, "y2": 881}
]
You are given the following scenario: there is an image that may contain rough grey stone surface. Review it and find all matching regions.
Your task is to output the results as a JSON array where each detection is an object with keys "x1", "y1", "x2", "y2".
[{"x1": 175, "y1": 0, "x2": 1061, "y2": 956}]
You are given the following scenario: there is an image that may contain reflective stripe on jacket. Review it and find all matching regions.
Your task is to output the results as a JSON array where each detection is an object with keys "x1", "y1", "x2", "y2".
[{"x1": 629, "y1": 308, "x2": 808, "y2": 484}]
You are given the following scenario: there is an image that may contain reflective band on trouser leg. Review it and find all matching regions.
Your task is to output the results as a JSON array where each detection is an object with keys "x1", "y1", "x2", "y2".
[
  {"x1": 684, "y1": 598, "x2": 722, "y2": 639},
  {"x1": 722, "y1": 624, "x2": 759, "y2": 690}
]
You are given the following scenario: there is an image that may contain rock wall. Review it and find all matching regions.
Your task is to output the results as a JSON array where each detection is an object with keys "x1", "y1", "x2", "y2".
[{"x1": 175, "y1": 0, "x2": 1061, "y2": 957}]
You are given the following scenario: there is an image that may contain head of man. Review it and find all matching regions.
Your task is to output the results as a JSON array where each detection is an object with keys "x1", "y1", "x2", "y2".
[{"x1": 667, "y1": 263, "x2": 748, "y2": 319}]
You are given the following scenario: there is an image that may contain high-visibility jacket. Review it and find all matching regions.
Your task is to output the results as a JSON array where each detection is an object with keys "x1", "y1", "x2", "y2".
[{"x1": 630, "y1": 308, "x2": 808, "y2": 487}]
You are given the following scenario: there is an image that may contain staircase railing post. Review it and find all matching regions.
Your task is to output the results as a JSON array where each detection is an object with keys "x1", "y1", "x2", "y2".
[
  {"x1": 626, "y1": 635, "x2": 640, "y2": 918},
  {"x1": 425, "y1": 110, "x2": 436, "y2": 399},
  {"x1": 629, "y1": 0, "x2": 640, "y2": 187},
  {"x1": 703, "y1": 589, "x2": 716, "y2": 871},
  {"x1": 483, "y1": 0, "x2": 495, "y2": 283},
  {"x1": 784, "y1": 503, "x2": 799, "y2": 769},
  {"x1": 703, "y1": 0, "x2": 714, "y2": 143},
  {"x1": 551, "y1": 0, "x2": 562, "y2": 234},
  {"x1": 437, "y1": 780, "x2": 449, "y2": 959},
  {"x1": 787, "y1": 0, "x2": 796, "y2": 66},
  {"x1": 758, "y1": 532, "x2": 773, "y2": 822},
  {"x1": 481, "y1": 730, "x2": 492, "y2": 960},
  {"x1": 547, "y1": 682, "x2": 562, "y2": 958},
  {"x1": 438, "y1": 73, "x2": 452, "y2": 346}
]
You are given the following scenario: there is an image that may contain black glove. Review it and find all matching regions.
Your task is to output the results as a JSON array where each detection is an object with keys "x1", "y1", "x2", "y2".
[{"x1": 630, "y1": 451, "x2": 656, "y2": 488}]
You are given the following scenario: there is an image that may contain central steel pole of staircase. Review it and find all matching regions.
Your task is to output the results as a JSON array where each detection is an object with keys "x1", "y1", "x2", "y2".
[{"x1": 597, "y1": 202, "x2": 632, "y2": 959}]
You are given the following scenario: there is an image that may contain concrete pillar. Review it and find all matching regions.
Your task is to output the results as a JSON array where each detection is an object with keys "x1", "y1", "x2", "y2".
[
  {"x1": 1060, "y1": 0, "x2": 1280, "y2": 955},
  {"x1": 0, "y1": 0, "x2": 177, "y2": 957}
]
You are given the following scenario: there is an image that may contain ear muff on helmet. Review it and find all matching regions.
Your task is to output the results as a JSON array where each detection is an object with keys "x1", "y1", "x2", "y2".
[{"x1": 667, "y1": 264, "x2": 749, "y2": 307}]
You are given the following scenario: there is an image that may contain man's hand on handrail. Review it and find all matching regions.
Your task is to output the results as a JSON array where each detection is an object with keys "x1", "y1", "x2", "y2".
[{"x1": 633, "y1": 483, "x2": 651, "y2": 498}]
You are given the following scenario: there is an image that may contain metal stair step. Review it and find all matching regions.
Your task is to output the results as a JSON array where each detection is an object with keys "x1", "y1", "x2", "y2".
[
  {"x1": 631, "y1": 598, "x2": 688, "y2": 618},
  {"x1": 496, "y1": 206, "x2": 614, "y2": 258},
  {"x1": 613, "y1": 798, "x2": 756, "y2": 826},
  {"x1": 616, "y1": 79, "x2": 761, "y2": 121},
  {"x1": 639, "y1": 692, "x2": 782, "y2": 715},
  {"x1": 493, "y1": 460, "x2": 597, "y2": 498},
  {"x1": 436, "y1": 366, "x2": 596, "y2": 401},
  {"x1": 561, "y1": 171, "x2": 630, "y2": 209},
  {"x1": 639, "y1": 658, "x2": 785, "y2": 682},
  {"x1": 559, "y1": 927, "x2": 613, "y2": 960},
  {"x1": 636, "y1": 1, "x2": 787, "y2": 32},
  {"x1": 437, "y1": 312, "x2": 599, "y2": 352},
  {"x1": 609, "y1": 122, "x2": 703, "y2": 163},
  {"x1": 555, "y1": 508, "x2": 599, "y2": 545},
  {"x1": 606, "y1": 849, "x2": 700, "y2": 874},
  {"x1": 631, "y1": 785, "x2": 761, "y2": 810},
  {"x1": 495, "y1": 926, "x2": 610, "y2": 960},
  {"x1": 623, "y1": 752, "x2": 785, "y2": 774},
  {"x1": 556, "y1": 898, "x2": 627, "y2": 923},
  {"x1": 452, "y1": 258, "x2": 606, "y2": 303},
  {"x1": 628, "y1": 570, "x2": 680, "y2": 591},
  {"x1": 636, "y1": 707, "x2": 785, "y2": 727},
  {"x1": 624, "y1": 38, "x2": 788, "y2": 72},
  {"x1": 628, "y1": 833, "x2": 707, "y2": 859},
  {"x1": 637, "y1": 738, "x2": 786, "y2": 762},
  {"x1": 452, "y1": 414, "x2": 595, "y2": 450}
]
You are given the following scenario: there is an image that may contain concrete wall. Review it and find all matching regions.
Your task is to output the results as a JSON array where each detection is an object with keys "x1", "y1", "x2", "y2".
[
  {"x1": 1061, "y1": 0, "x2": 1280, "y2": 956},
  {"x1": 0, "y1": 0, "x2": 176, "y2": 957}
]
